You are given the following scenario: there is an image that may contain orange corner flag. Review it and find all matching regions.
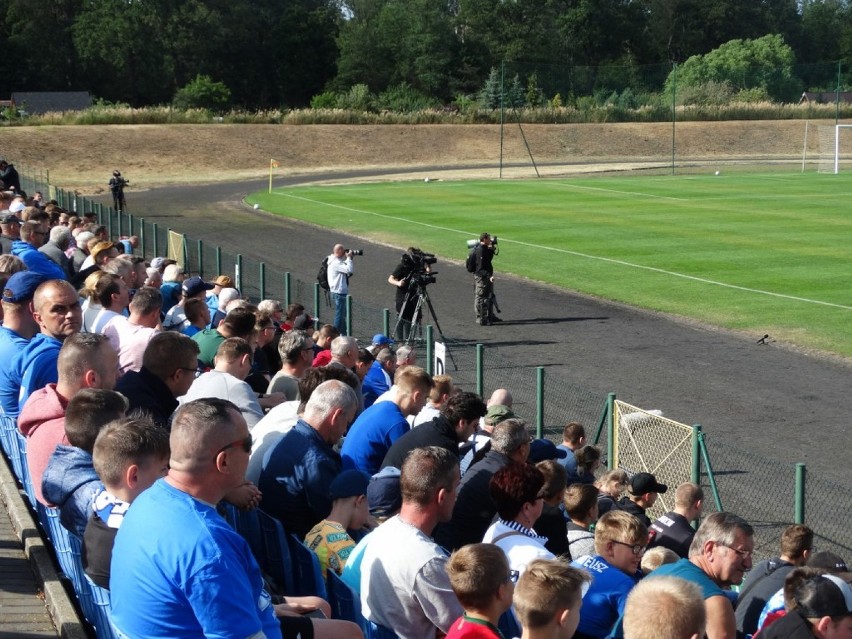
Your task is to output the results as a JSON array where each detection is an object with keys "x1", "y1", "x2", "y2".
[{"x1": 270, "y1": 159, "x2": 280, "y2": 168}]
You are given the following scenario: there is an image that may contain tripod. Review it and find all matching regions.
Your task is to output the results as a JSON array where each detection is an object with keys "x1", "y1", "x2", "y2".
[{"x1": 393, "y1": 282, "x2": 457, "y2": 370}]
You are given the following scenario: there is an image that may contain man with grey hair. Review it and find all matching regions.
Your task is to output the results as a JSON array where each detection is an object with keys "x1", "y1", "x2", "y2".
[
  {"x1": 267, "y1": 329, "x2": 314, "y2": 400},
  {"x1": 650, "y1": 511, "x2": 755, "y2": 639},
  {"x1": 39, "y1": 225, "x2": 72, "y2": 277},
  {"x1": 328, "y1": 334, "x2": 364, "y2": 414},
  {"x1": 258, "y1": 379, "x2": 358, "y2": 537},
  {"x1": 110, "y1": 398, "x2": 283, "y2": 639},
  {"x1": 70, "y1": 230, "x2": 95, "y2": 275},
  {"x1": 434, "y1": 417, "x2": 531, "y2": 551}
]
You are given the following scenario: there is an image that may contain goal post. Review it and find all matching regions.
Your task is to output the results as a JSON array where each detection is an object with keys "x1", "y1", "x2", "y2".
[{"x1": 818, "y1": 124, "x2": 852, "y2": 174}]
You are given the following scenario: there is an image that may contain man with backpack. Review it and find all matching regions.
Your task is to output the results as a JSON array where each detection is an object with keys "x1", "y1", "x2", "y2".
[
  {"x1": 466, "y1": 232, "x2": 499, "y2": 326},
  {"x1": 325, "y1": 244, "x2": 354, "y2": 334}
]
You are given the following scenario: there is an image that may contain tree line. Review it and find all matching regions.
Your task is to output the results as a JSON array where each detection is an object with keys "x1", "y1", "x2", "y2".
[{"x1": 1, "y1": 0, "x2": 851, "y2": 111}]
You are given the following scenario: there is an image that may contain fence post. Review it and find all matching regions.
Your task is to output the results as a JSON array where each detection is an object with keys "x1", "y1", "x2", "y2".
[
  {"x1": 607, "y1": 394, "x2": 616, "y2": 470},
  {"x1": 382, "y1": 309, "x2": 390, "y2": 337},
  {"x1": 182, "y1": 234, "x2": 189, "y2": 272},
  {"x1": 795, "y1": 463, "x2": 806, "y2": 524},
  {"x1": 475, "y1": 344, "x2": 484, "y2": 397},
  {"x1": 129, "y1": 213, "x2": 134, "y2": 238},
  {"x1": 259, "y1": 262, "x2": 266, "y2": 300},
  {"x1": 107, "y1": 205, "x2": 113, "y2": 239},
  {"x1": 215, "y1": 246, "x2": 222, "y2": 276},
  {"x1": 117, "y1": 207, "x2": 123, "y2": 238},
  {"x1": 284, "y1": 272, "x2": 292, "y2": 306},
  {"x1": 152, "y1": 223, "x2": 159, "y2": 257},
  {"x1": 236, "y1": 254, "x2": 243, "y2": 292},
  {"x1": 139, "y1": 219, "x2": 146, "y2": 259},
  {"x1": 697, "y1": 429, "x2": 724, "y2": 511},
  {"x1": 691, "y1": 425, "x2": 701, "y2": 485},
  {"x1": 197, "y1": 240, "x2": 204, "y2": 277},
  {"x1": 345, "y1": 295, "x2": 352, "y2": 336},
  {"x1": 535, "y1": 367, "x2": 545, "y2": 439},
  {"x1": 425, "y1": 325, "x2": 434, "y2": 375},
  {"x1": 313, "y1": 283, "x2": 321, "y2": 324},
  {"x1": 593, "y1": 392, "x2": 615, "y2": 446},
  {"x1": 97, "y1": 202, "x2": 103, "y2": 225}
]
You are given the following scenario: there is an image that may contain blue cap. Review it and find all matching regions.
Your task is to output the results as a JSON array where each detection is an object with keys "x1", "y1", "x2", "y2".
[
  {"x1": 528, "y1": 439, "x2": 568, "y2": 463},
  {"x1": 182, "y1": 276, "x2": 215, "y2": 297},
  {"x1": 329, "y1": 469, "x2": 371, "y2": 500},
  {"x1": 372, "y1": 333, "x2": 394, "y2": 346},
  {"x1": 367, "y1": 466, "x2": 402, "y2": 517},
  {"x1": 2, "y1": 271, "x2": 48, "y2": 303}
]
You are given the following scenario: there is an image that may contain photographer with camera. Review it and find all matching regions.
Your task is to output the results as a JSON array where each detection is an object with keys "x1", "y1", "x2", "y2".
[
  {"x1": 327, "y1": 243, "x2": 357, "y2": 335},
  {"x1": 109, "y1": 170, "x2": 129, "y2": 213},
  {"x1": 388, "y1": 247, "x2": 436, "y2": 341},
  {"x1": 469, "y1": 232, "x2": 500, "y2": 326}
]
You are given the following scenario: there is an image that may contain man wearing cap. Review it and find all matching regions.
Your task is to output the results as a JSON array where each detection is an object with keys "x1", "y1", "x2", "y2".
[
  {"x1": 618, "y1": 472, "x2": 668, "y2": 527},
  {"x1": 381, "y1": 391, "x2": 487, "y2": 470},
  {"x1": 0, "y1": 272, "x2": 44, "y2": 365},
  {"x1": 206, "y1": 274, "x2": 234, "y2": 317},
  {"x1": 459, "y1": 402, "x2": 514, "y2": 475},
  {"x1": 0, "y1": 213, "x2": 21, "y2": 254},
  {"x1": 761, "y1": 573, "x2": 852, "y2": 639},
  {"x1": 0, "y1": 280, "x2": 82, "y2": 418},
  {"x1": 163, "y1": 276, "x2": 215, "y2": 332},
  {"x1": 11, "y1": 221, "x2": 67, "y2": 281},
  {"x1": 651, "y1": 512, "x2": 755, "y2": 639},
  {"x1": 362, "y1": 344, "x2": 395, "y2": 408}
]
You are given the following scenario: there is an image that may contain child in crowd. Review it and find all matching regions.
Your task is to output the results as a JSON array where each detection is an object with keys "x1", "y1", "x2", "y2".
[
  {"x1": 304, "y1": 469, "x2": 371, "y2": 578},
  {"x1": 594, "y1": 469, "x2": 628, "y2": 516},
  {"x1": 640, "y1": 547, "x2": 679, "y2": 574},
  {"x1": 445, "y1": 543, "x2": 515, "y2": 639},
  {"x1": 82, "y1": 416, "x2": 170, "y2": 589},
  {"x1": 514, "y1": 558, "x2": 590, "y2": 639},
  {"x1": 41, "y1": 389, "x2": 129, "y2": 538}
]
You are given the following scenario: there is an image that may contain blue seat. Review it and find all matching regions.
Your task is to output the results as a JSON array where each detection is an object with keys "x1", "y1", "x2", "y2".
[
  {"x1": 224, "y1": 506, "x2": 296, "y2": 596},
  {"x1": 15, "y1": 431, "x2": 37, "y2": 508},
  {"x1": 367, "y1": 621, "x2": 399, "y2": 639},
  {"x1": 84, "y1": 575, "x2": 121, "y2": 639},
  {"x1": 0, "y1": 414, "x2": 13, "y2": 459},
  {"x1": 287, "y1": 533, "x2": 327, "y2": 599},
  {"x1": 327, "y1": 570, "x2": 368, "y2": 632},
  {"x1": 5, "y1": 420, "x2": 24, "y2": 483}
]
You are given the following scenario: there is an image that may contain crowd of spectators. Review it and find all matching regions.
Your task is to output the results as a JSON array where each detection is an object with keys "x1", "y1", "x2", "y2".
[{"x1": 0, "y1": 188, "x2": 848, "y2": 639}]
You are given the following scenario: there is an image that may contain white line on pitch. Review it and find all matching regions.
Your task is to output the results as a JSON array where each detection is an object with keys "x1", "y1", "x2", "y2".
[{"x1": 273, "y1": 191, "x2": 851, "y2": 310}]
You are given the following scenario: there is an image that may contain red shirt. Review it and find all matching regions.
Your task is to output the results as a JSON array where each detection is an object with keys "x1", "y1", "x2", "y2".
[{"x1": 445, "y1": 615, "x2": 504, "y2": 639}]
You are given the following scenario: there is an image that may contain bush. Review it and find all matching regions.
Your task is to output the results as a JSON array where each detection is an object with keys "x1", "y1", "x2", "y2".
[
  {"x1": 337, "y1": 84, "x2": 374, "y2": 111},
  {"x1": 376, "y1": 83, "x2": 439, "y2": 112},
  {"x1": 310, "y1": 91, "x2": 337, "y2": 109},
  {"x1": 173, "y1": 75, "x2": 231, "y2": 113}
]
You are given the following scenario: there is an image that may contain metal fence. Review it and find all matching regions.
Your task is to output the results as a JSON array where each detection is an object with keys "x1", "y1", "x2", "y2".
[{"x1": 17, "y1": 165, "x2": 852, "y2": 564}]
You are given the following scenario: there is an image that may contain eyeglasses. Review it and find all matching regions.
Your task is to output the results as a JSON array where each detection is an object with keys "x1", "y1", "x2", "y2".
[
  {"x1": 718, "y1": 544, "x2": 754, "y2": 560},
  {"x1": 612, "y1": 540, "x2": 646, "y2": 555},
  {"x1": 216, "y1": 434, "x2": 252, "y2": 455},
  {"x1": 506, "y1": 570, "x2": 520, "y2": 584},
  {"x1": 178, "y1": 366, "x2": 199, "y2": 377}
]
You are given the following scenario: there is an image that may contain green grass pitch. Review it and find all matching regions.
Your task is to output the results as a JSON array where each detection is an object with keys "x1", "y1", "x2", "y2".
[{"x1": 248, "y1": 172, "x2": 852, "y2": 358}]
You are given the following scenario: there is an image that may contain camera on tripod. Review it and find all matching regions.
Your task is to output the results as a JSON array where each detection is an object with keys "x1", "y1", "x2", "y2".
[{"x1": 403, "y1": 248, "x2": 438, "y2": 286}]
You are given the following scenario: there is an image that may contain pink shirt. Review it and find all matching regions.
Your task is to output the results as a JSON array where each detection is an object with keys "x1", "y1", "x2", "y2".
[{"x1": 102, "y1": 317, "x2": 159, "y2": 375}]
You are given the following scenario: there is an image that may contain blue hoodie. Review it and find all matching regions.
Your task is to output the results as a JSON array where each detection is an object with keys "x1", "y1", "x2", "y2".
[
  {"x1": 42, "y1": 445, "x2": 103, "y2": 538},
  {"x1": 11, "y1": 240, "x2": 67, "y2": 281}
]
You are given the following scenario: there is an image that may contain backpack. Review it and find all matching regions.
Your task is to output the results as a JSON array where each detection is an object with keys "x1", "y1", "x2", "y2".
[
  {"x1": 465, "y1": 247, "x2": 478, "y2": 273},
  {"x1": 317, "y1": 256, "x2": 330, "y2": 290}
]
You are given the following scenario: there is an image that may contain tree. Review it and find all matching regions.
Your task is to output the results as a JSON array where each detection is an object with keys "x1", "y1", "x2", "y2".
[{"x1": 666, "y1": 34, "x2": 801, "y2": 103}]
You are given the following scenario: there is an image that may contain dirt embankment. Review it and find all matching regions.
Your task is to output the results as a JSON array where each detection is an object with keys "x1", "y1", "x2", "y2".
[{"x1": 0, "y1": 120, "x2": 824, "y2": 192}]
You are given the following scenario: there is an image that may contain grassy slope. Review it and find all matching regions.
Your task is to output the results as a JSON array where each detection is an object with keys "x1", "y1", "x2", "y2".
[{"x1": 250, "y1": 172, "x2": 852, "y2": 357}]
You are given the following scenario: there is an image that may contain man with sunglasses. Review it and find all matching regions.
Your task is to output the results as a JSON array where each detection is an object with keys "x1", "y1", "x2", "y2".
[
  {"x1": 110, "y1": 398, "x2": 284, "y2": 639},
  {"x1": 651, "y1": 511, "x2": 755, "y2": 639},
  {"x1": 571, "y1": 510, "x2": 647, "y2": 639}
]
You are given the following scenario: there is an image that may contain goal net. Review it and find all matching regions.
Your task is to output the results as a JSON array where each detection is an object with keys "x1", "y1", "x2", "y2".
[{"x1": 817, "y1": 124, "x2": 852, "y2": 173}]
